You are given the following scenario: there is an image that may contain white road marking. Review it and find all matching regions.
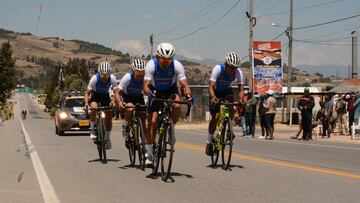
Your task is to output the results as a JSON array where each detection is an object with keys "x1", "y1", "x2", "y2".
[{"x1": 18, "y1": 96, "x2": 60, "y2": 203}]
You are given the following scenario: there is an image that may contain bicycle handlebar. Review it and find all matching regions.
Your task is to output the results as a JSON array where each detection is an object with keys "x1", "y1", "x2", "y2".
[{"x1": 152, "y1": 98, "x2": 192, "y2": 117}]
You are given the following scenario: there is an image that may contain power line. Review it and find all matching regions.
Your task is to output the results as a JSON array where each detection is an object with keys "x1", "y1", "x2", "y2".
[
  {"x1": 293, "y1": 14, "x2": 360, "y2": 30},
  {"x1": 293, "y1": 39, "x2": 357, "y2": 46},
  {"x1": 301, "y1": 24, "x2": 360, "y2": 41},
  {"x1": 259, "y1": 0, "x2": 345, "y2": 17},
  {"x1": 168, "y1": 0, "x2": 242, "y2": 42},
  {"x1": 155, "y1": 0, "x2": 221, "y2": 38}
]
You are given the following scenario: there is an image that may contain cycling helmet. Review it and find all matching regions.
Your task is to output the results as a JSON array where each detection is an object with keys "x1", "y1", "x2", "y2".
[
  {"x1": 98, "y1": 61, "x2": 111, "y2": 74},
  {"x1": 131, "y1": 59, "x2": 146, "y2": 72},
  {"x1": 156, "y1": 42, "x2": 175, "y2": 59},
  {"x1": 225, "y1": 52, "x2": 241, "y2": 67}
]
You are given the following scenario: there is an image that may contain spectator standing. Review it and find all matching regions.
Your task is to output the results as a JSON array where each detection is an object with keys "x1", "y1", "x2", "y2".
[
  {"x1": 258, "y1": 94, "x2": 268, "y2": 139},
  {"x1": 353, "y1": 93, "x2": 360, "y2": 127},
  {"x1": 244, "y1": 90, "x2": 257, "y2": 137},
  {"x1": 263, "y1": 90, "x2": 276, "y2": 140},
  {"x1": 238, "y1": 90, "x2": 248, "y2": 136},
  {"x1": 336, "y1": 95, "x2": 347, "y2": 135},
  {"x1": 323, "y1": 95, "x2": 333, "y2": 138},
  {"x1": 347, "y1": 92, "x2": 356, "y2": 135},
  {"x1": 297, "y1": 87, "x2": 315, "y2": 140}
]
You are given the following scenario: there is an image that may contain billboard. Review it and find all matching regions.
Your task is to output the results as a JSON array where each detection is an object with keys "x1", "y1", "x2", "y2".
[{"x1": 252, "y1": 41, "x2": 282, "y2": 95}]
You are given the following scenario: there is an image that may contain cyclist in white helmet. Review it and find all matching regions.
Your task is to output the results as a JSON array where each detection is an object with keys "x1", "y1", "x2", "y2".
[
  {"x1": 143, "y1": 42, "x2": 192, "y2": 166},
  {"x1": 85, "y1": 61, "x2": 120, "y2": 150},
  {"x1": 117, "y1": 59, "x2": 147, "y2": 148},
  {"x1": 205, "y1": 52, "x2": 244, "y2": 156}
]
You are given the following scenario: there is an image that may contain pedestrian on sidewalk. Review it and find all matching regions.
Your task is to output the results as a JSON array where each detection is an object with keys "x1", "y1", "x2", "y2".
[
  {"x1": 297, "y1": 87, "x2": 315, "y2": 141},
  {"x1": 258, "y1": 94, "x2": 268, "y2": 139},
  {"x1": 346, "y1": 92, "x2": 356, "y2": 135},
  {"x1": 263, "y1": 90, "x2": 276, "y2": 140},
  {"x1": 323, "y1": 94, "x2": 333, "y2": 138},
  {"x1": 238, "y1": 90, "x2": 248, "y2": 136},
  {"x1": 244, "y1": 90, "x2": 257, "y2": 137},
  {"x1": 336, "y1": 95, "x2": 347, "y2": 135}
]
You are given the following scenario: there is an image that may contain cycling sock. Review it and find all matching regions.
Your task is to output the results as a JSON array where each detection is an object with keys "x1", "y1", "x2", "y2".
[
  {"x1": 106, "y1": 131, "x2": 111, "y2": 139},
  {"x1": 145, "y1": 144, "x2": 153, "y2": 158},
  {"x1": 207, "y1": 133, "x2": 214, "y2": 144},
  {"x1": 90, "y1": 122, "x2": 95, "y2": 134}
]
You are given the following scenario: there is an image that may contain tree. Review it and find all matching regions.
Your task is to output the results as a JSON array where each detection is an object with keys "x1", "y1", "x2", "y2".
[{"x1": 0, "y1": 41, "x2": 16, "y2": 105}]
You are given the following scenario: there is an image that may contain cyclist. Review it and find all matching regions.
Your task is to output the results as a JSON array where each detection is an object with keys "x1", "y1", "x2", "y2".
[
  {"x1": 117, "y1": 59, "x2": 147, "y2": 146},
  {"x1": 206, "y1": 52, "x2": 244, "y2": 156},
  {"x1": 143, "y1": 42, "x2": 192, "y2": 165},
  {"x1": 84, "y1": 61, "x2": 120, "y2": 149}
]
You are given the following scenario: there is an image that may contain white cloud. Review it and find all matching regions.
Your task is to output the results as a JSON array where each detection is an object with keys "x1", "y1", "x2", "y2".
[
  {"x1": 172, "y1": 9, "x2": 189, "y2": 17},
  {"x1": 178, "y1": 49, "x2": 204, "y2": 61},
  {"x1": 116, "y1": 40, "x2": 147, "y2": 56},
  {"x1": 142, "y1": 14, "x2": 153, "y2": 21}
]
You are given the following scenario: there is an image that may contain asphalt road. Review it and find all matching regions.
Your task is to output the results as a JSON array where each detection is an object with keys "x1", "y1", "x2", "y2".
[{"x1": 1, "y1": 93, "x2": 359, "y2": 203}]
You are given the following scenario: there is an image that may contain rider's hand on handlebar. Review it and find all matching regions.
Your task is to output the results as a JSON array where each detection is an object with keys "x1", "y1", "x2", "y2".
[
  {"x1": 84, "y1": 103, "x2": 89, "y2": 111},
  {"x1": 210, "y1": 97, "x2": 219, "y2": 104},
  {"x1": 185, "y1": 94, "x2": 193, "y2": 103},
  {"x1": 119, "y1": 101, "x2": 125, "y2": 109}
]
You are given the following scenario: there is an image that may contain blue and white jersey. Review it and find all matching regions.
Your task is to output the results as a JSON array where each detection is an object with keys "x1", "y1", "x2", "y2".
[
  {"x1": 144, "y1": 58, "x2": 187, "y2": 91},
  {"x1": 210, "y1": 64, "x2": 243, "y2": 91},
  {"x1": 118, "y1": 72, "x2": 143, "y2": 97},
  {"x1": 87, "y1": 73, "x2": 118, "y2": 95}
]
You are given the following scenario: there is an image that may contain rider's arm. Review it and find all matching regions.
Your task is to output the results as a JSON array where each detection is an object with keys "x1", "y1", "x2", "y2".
[
  {"x1": 143, "y1": 80, "x2": 152, "y2": 96},
  {"x1": 85, "y1": 75, "x2": 97, "y2": 107},
  {"x1": 143, "y1": 60, "x2": 155, "y2": 96},
  {"x1": 84, "y1": 89, "x2": 92, "y2": 107},
  {"x1": 209, "y1": 80, "x2": 216, "y2": 100},
  {"x1": 236, "y1": 68, "x2": 244, "y2": 102},
  {"x1": 113, "y1": 88, "x2": 121, "y2": 106},
  {"x1": 179, "y1": 79, "x2": 191, "y2": 96}
]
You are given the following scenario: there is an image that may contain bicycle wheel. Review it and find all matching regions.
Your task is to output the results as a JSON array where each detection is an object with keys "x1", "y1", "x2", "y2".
[
  {"x1": 99, "y1": 117, "x2": 107, "y2": 164},
  {"x1": 136, "y1": 117, "x2": 146, "y2": 170},
  {"x1": 95, "y1": 127, "x2": 102, "y2": 162},
  {"x1": 221, "y1": 118, "x2": 233, "y2": 170},
  {"x1": 210, "y1": 138, "x2": 219, "y2": 167},
  {"x1": 161, "y1": 119, "x2": 174, "y2": 181},
  {"x1": 128, "y1": 124, "x2": 136, "y2": 166},
  {"x1": 151, "y1": 125, "x2": 161, "y2": 176}
]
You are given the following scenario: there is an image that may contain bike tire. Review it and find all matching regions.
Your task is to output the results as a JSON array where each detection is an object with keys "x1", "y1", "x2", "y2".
[
  {"x1": 99, "y1": 117, "x2": 107, "y2": 164},
  {"x1": 210, "y1": 140, "x2": 219, "y2": 167},
  {"x1": 128, "y1": 124, "x2": 136, "y2": 166},
  {"x1": 161, "y1": 119, "x2": 174, "y2": 181},
  {"x1": 136, "y1": 117, "x2": 146, "y2": 170},
  {"x1": 221, "y1": 118, "x2": 233, "y2": 170},
  {"x1": 151, "y1": 126, "x2": 161, "y2": 176}
]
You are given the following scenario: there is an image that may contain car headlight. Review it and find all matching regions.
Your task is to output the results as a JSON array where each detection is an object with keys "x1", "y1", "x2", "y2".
[
  {"x1": 100, "y1": 112, "x2": 106, "y2": 118},
  {"x1": 59, "y1": 112, "x2": 68, "y2": 119}
]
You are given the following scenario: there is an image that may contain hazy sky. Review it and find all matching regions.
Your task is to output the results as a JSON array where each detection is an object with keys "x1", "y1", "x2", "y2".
[{"x1": 0, "y1": 0, "x2": 359, "y2": 67}]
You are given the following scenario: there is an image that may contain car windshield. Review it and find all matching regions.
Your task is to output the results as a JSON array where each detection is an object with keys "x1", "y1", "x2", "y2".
[{"x1": 64, "y1": 98, "x2": 85, "y2": 107}]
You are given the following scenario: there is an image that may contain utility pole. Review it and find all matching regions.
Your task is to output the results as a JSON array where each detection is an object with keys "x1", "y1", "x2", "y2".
[
  {"x1": 351, "y1": 31, "x2": 358, "y2": 79},
  {"x1": 286, "y1": 0, "x2": 293, "y2": 125},
  {"x1": 150, "y1": 33, "x2": 154, "y2": 58},
  {"x1": 247, "y1": 0, "x2": 255, "y2": 93}
]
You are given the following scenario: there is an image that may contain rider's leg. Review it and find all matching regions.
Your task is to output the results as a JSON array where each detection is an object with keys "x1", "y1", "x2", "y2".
[
  {"x1": 104, "y1": 111, "x2": 113, "y2": 149},
  {"x1": 145, "y1": 111, "x2": 159, "y2": 161},
  {"x1": 122, "y1": 102, "x2": 134, "y2": 138},
  {"x1": 89, "y1": 102, "x2": 98, "y2": 139}
]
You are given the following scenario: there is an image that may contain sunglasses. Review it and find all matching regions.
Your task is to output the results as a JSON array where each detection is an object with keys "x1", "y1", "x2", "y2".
[
  {"x1": 158, "y1": 57, "x2": 172, "y2": 64},
  {"x1": 100, "y1": 74, "x2": 109, "y2": 80}
]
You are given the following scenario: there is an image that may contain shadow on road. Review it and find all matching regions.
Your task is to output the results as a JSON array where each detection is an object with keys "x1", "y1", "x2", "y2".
[
  {"x1": 118, "y1": 164, "x2": 145, "y2": 171},
  {"x1": 145, "y1": 171, "x2": 194, "y2": 183},
  {"x1": 206, "y1": 164, "x2": 244, "y2": 171},
  {"x1": 88, "y1": 158, "x2": 120, "y2": 163}
]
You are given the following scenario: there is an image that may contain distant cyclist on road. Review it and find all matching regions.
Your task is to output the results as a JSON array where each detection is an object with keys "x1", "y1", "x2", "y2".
[
  {"x1": 84, "y1": 62, "x2": 120, "y2": 149},
  {"x1": 206, "y1": 52, "x2": 244, "y2": 156},
  {"x1": 143, "y1": 42, "x2": 192, "y2": 165},
  {"x1": 117, "y1": 59, "x2": 147, "y2": 147}
]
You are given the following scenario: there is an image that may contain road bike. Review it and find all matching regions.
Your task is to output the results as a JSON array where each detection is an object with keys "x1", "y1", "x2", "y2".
[
  {"x1": 151, "y1": 97, "x2": 191, "y2": 181},
  {"x1": 125, "y1": 104, "x2": 147, "y2": 170},
  {"x1": 210, "y1": 101, "x2": 237, "y2": 170},
  {"x1": 88, "y1": 106, "x2": 113, "y2": 164}
]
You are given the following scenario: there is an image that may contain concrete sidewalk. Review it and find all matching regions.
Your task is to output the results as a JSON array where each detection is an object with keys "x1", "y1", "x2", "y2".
[{"x1": 175, "y1": 122, "x2": 360, "y2": 144}]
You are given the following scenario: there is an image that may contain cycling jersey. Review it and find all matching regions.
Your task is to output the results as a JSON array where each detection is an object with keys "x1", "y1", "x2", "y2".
[
  {"x1": 210, "y1": 64, "x2": 244, "y2": 91},
  {"x1": 144, "y1": 58, "x2": 186, "y2": 91},
  {"x1": 119, "y1": 72, "x2": 143, "y2": 98},
  {"x1": 87, "y1": 73, "x2": 118, "y2": 94}
]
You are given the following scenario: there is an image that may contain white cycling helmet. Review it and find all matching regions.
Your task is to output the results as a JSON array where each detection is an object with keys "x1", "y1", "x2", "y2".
[
  {"x1": 156, "y1": 42, "x2": 175, "y2": 59},
  {"x1": 225, "y1": 52, "x2": 241, "y2": 67},
  {"x1": 98, "y1": 61, "x2": 112, "y2": 74},
  {"x1": 131, "y1": 59, "x2": 146, "y2": 72}
]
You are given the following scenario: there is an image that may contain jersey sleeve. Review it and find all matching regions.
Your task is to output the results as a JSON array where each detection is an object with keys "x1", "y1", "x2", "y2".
[
  {"x1": 209, "y1": 65, "x2": 221, "y2": 82},
  {"x1": 87, "y1": 75, "x2": 97, "y2": 91},
  {"x1": 110, "y1": 74, "x2": 119, "y2": 89},
  {"x1": 144, "y1": 60, "x2": 155, "y2": 81},
  {"x1": 174, "y1": 60, "x2": 187, "y2": 81},
  {"x1": 235, "y1": 68, "x2": 244, "y2": 85},
  {"x1": 118, "y1": 73, "x2": 131, "y2": 91}
]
